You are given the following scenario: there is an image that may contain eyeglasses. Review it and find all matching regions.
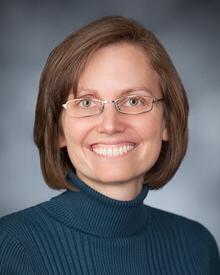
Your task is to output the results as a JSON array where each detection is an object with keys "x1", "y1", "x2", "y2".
[{"x1": 62, "y1": 95, "x2": 164, "y2": 118}]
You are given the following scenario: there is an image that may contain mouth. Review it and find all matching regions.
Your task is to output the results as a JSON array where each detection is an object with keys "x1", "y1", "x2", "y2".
[{"x1": 90, "y1": 143, "x2": 137, "y2": 158}]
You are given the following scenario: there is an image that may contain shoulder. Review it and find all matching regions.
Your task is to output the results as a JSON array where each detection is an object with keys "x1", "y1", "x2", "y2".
[
  {"x1": 146, "y1": 205, "x2": 220, "y2": 272},
  {"x1": 0, "y1": 200, "x2": 52, "y2": 252},
  {"x1": 147, "y1": 205, "x2": 217, "y2": 244},
  {"x1": 148, "y1": 205, "x2": 215, "y2": 240},
  {"x1": 0, "y1": 204, "x2": 47, "y2": 274},
  {"x1": 0, "y1": 201, "x2": 48, "y2": 236},
  {"x1": 0, "y1": 190, "x2": 69, "y2": 245},
  {"x1": 0, "y1": 194, "x2": 65, "y2": 273},
  {"x1": 0, "y1": 190, "x2": 65, "y2": 237}
]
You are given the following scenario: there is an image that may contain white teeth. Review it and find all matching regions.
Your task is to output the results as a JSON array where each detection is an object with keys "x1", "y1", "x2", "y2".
[{"x1": 92, "y1": 144, "x2": 135, "y2": 157}]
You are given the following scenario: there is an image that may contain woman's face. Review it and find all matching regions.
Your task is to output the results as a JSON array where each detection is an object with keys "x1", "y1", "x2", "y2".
[{"x1": 60, "y1": 42, "x2": 168, "y2": 188}]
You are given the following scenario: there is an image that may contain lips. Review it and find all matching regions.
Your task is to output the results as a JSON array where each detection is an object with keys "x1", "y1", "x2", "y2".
[{"x1": 90, "y1": 142, "x2": 137, "y2": 157}]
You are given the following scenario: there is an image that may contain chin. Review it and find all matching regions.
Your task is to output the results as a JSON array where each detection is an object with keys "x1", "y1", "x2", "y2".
[{"x1": 92, "y1": 170, "x2": 142, "y2": 185}]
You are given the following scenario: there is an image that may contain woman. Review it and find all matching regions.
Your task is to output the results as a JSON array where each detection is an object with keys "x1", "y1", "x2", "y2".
[{"x1": 0, "y1": 16, "x2": 219, "y2": 274}]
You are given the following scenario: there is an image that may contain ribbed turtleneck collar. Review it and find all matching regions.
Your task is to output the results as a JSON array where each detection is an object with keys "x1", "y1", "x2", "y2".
[{"x1": 43, "y1": 171, "x2": 150, "y2": 238}]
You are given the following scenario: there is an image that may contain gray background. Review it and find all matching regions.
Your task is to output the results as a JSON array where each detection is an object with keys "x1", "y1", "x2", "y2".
[{"x1": 0, "y1": 0, "x2": 220, "y2": 249}]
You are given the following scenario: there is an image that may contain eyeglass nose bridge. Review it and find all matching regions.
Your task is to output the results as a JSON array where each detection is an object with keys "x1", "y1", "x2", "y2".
[{"x1": 100, "y1": 99, "x2": 120, "y2": 113}]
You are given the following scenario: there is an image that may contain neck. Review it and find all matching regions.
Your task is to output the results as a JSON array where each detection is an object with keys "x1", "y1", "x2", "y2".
[
  {"x1": 48, "y1": 170, "x2": 150, "y2": 237},
  {"x1": 76, "y1": 171, "x2": 144, "y2": 201}
]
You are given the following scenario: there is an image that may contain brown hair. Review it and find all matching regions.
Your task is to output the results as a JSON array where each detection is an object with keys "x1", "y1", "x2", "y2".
[{"x1": 33, "y1": 15, "x2": 188, "y2": 190}]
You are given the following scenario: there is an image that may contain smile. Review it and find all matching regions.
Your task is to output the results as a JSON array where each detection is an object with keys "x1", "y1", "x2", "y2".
[{"x1": 91, "y1": 143, "x2": 136, "y2": 157}]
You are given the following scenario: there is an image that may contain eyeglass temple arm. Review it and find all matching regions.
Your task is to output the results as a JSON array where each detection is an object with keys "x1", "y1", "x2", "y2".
[
  {"x1": 154, "y1": 98, "x2": 164, "y2": 103},
  {"x1": 62, "y1": 103, "x2": 67, "y2": 109}
]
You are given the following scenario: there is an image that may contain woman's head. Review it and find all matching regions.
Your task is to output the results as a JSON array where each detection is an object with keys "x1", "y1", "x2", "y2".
[{"x1": 33, "y1": 15, "x2": 188, "y2": 190}]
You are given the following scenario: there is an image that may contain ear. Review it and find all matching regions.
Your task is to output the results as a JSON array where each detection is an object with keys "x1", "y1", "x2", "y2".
[
  {"x1": 59, "y1": 134, "x2": 66, "y2": 148},
  {"x1": 162, "y1": 120, "x2": 169, "y2": 141},
  {"x1": 58, "y1": 112, "x2": 67, "y2": 148},
  {"x1": 162, "y1": 127, "x2": 168, "y2": 141}
]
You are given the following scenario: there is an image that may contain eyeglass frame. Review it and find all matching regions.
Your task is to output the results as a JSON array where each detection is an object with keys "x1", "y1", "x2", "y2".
[{"x1": 62, "y1": 95, "x2": 164, "y2": 117}]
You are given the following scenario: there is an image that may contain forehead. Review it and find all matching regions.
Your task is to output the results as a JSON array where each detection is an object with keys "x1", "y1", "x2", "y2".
[{"x1": 76, "y1": 42, "x2": 161, "y2": 98}]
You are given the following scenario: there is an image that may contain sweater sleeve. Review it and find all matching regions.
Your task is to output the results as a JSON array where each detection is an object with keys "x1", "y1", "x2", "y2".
[
  {"x1": 0, "y1": 230, "x2": 34, "y2": 275},
  {"x1": 189, "y1": 222, "x2": 220, "y2": 274},
  {"x1": 206, "y1": 230, "x2": 220, "y2": 274}
]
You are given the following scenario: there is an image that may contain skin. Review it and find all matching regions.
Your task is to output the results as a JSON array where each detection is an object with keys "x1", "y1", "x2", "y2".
[{"x1": 60, "y1": 42, "x2": 168, "y2": 201}]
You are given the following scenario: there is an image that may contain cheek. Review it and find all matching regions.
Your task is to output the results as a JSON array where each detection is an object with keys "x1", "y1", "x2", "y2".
[
  {"x1": 136, "y1": 114, "x2": 165, "y2": 141},
  {"x1": 137, "y1": 116, "x2": 165, "y2": 158},
  {"x1": 62, "y1": 118, "x2": 92, "y2": 151},
  {"x1": 62, "y1": 123, "x2": 86, "y2": 167},
  {"x1": 64, "y1": 125, "x2": 82, "y2": 148}
]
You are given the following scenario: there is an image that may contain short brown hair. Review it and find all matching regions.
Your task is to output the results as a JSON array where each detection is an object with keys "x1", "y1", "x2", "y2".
[{"x1": 33, "y1": 15, "x2": 188, "y2": 190}]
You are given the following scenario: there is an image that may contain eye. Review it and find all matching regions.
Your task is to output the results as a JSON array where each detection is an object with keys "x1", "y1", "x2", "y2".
[
  {"x1": 126, "y1": 96, "x2": 144, "y2": 106},
  {"x1": 78, "y1": 98, "x2": 95, "y2": 108}
]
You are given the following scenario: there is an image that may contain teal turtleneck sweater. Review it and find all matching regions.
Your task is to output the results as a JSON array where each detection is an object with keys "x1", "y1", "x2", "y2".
[{"x1": 0, "y1": 171, "x2": 220, "y2": 274}]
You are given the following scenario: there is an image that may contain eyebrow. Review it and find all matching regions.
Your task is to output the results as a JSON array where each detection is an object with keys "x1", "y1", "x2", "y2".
[{"x1": 77, "y1": 87, "x2": 153, "y2": 98}]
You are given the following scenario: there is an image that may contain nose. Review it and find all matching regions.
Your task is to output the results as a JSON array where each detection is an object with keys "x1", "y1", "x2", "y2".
[{"x1": 96, "y1": 102, "x2": 126, "y2": 135}]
